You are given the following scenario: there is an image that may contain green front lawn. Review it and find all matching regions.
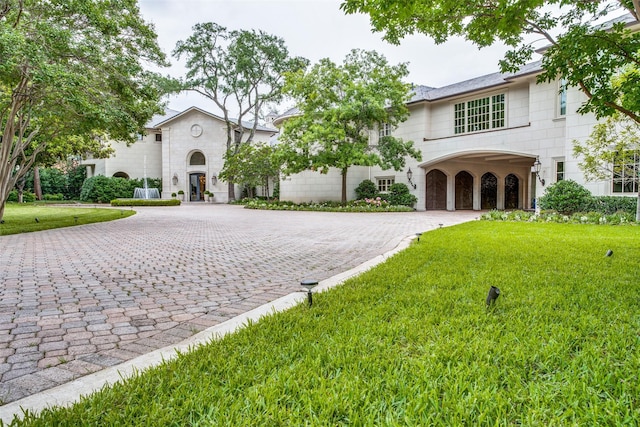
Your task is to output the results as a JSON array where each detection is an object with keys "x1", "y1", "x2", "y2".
[
  {"x1": 10, "y1": 222, "x2": 640, "y2": 425},
  {"x1": 0, "y1": 204, "x2": 135, "y2": 236}
]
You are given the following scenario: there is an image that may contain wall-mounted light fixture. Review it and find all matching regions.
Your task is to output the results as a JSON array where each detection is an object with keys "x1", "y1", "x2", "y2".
[
  {"x1": 533, "y1": 157, "x2": 545, "y2": 186},
  {"x1": 172, "y1": 173, "x2": 178, "y2": 185},
  {"x1": 211, "y1": 175, "x2": 217, "y2": 185},
  {"x1": 406, "y1": 168, "x2": 417, "y2": 189}
]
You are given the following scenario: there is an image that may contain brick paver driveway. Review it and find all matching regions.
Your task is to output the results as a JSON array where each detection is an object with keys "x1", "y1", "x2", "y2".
[{"x1": 0, "y1": 204, "x2": 477, "y2": 404}]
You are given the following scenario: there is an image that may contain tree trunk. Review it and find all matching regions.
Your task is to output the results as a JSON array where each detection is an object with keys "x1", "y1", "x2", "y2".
[
  {"x1": 34, "y1": 167, "x2": 43, "y2": 201},
  {"x1": 16, "y1": 177, "x2": 25, "y2": 203},
  {"x1": 228, "y1": 181, "x2": 235, "y2": 202},
  {"x1": 341, "y1": 168, "x2": 348, "y2": 205}
]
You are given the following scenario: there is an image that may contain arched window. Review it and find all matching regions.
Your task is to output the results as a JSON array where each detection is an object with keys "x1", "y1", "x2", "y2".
[
  {"x1": 113, "y1": 172, "x2": 129, "y2": 179},
  {"x1": 189, "y1": 151, "x2": 206, "y2": 165}
]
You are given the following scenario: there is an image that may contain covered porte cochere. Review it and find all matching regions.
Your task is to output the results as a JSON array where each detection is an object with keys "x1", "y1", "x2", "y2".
[{"x1": 419, "y1": 151, "x2": 537, "y2": 211}]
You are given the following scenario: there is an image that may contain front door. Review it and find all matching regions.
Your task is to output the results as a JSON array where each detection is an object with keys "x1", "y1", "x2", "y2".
[{"x1": 189, "y1": 173, "x2": 206, "y2": 201}]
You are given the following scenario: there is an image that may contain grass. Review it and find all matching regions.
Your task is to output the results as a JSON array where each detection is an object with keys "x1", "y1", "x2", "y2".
[
  {"x1": 8, "y1": 222, "x2": 640, "y2": 425},
  {"x1": 0, "y1": 204, "x2": 135, "y2": 235}
]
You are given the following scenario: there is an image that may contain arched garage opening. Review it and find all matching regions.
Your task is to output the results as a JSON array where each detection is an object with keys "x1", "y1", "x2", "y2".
[
  {"x1": 455, "y1": 171, "x2": 473, "y2": 210},
  {"x1": 418, "y1": 151, "x2": 536, "y2": 211},
  {"x1": 505, "y1": 174, "x2": 519, "y2": 209},
  {"x1": 426, "y1": 169, "x2": 447, "y2": 210},
  {"x1": 481, "y1": 172, "x2": 497, "y2": 210}
]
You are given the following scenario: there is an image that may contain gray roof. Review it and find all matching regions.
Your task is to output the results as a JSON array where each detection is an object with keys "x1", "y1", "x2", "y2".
[
  {"x1": 150, "y1": 106, "x2": 277, "y2": 132},
  {"x1": 409, "y1": 60, "x2": 543, "y2": 103}
]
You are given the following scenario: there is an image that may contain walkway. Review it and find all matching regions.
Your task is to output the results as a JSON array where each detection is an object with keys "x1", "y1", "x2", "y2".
[{"x1": 0, "y1": 204, "x2": 477, "y2": 418}]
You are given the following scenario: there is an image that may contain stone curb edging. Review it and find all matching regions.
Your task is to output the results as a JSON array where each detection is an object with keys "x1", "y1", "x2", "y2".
[{"x1": 0, "y1": 234, "x2": 416, "y2": 424}]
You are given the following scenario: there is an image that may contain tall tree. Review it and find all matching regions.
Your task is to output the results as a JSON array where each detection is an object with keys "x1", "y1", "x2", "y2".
[
  {"x1": 173, "y1": 23, "x2": 308, "y2": 201},
  {"x1": 278, "y1": 49, "x2": 422, "y2": 204},
  {"x1": 340, "y1": 1, "x2": 640, "y2": 124},
  {"x1": 573, "y1": 113, "x2": 640, "y2": 220},
  {"x1": 219, "y1": 142, "x2": 280, "y2": 200},
  {"x1": 0, "y1": 0, "x2": 169, "y2": 220}
]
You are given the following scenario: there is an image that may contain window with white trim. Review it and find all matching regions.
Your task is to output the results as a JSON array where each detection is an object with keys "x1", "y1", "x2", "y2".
[
  {"x1": 379, "y1": 123, "x2": 391, "y2": 138},
  {"x1": 556, "y1": 160, "x2": 565, "y2": 182},
  {"x1": 613, "y1": 151, "x2": 639, "y2": 193},
  {"x1": 558, "y1": 79, "x2": 567, "y2": 117},
  {"x1": 454, "y1": 93, "x2": 505, "y2": 134},
  {"x1": 376, "y1": 177, "x2": 395, "y2": 193}
]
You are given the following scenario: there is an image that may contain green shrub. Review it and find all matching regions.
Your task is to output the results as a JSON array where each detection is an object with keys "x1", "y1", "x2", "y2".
[
  {"x1": 80, "y1": 176, "x2": 133, "y2": 203},
  {"x1": 43, "y1": 193, "x2": 65, "y2": 201},
  {"x1": 7, "y1": 190, "x2": 36, "y2": 202},
  {"x1": 355, "y1": 179, "x2": 378, "y2": 200},
  {"x1": 585, "y1": 195, "x2": 637, "y2": 215},
  {"x1": 385, "y1": 183, "x2": 417, "y2": 207},
  {"x1": 537, "y1": 180, "x2": 592, "y2": 214},
  {"x1": 79, "y1": 176, "x2": 162, "y2": 203}
]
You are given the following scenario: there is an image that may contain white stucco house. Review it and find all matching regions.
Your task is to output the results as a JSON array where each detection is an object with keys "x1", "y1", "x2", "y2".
[
  {"x1": 82, "y1": 107, "x2": 278, "y2": 203},
  {"x1": 82, "y1": 58, "x2": 636, "y2": 211}
]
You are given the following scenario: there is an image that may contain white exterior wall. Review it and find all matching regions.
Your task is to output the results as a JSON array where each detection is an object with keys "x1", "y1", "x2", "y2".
[
  {"x1": 161, "y1": 109, "x2": 275, "y2": 203},
  {"x1": 105, "y1": 135, "x2": 163, "y2": 180},
  {"x1": 161, "y1": 109, "x2": 228, "y2": 201}
]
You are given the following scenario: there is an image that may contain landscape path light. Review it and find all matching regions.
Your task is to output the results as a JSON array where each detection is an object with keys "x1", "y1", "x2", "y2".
[
  {"x1": 300, "y1": 279, "x2": 319, "y2": 307},
  {"x1": 486, "y1": 286, "x2": 500, "y2": 307}
]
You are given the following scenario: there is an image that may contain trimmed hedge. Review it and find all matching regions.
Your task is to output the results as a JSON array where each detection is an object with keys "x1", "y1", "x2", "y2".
[{"x1": 111, "y1": 199, "x2": 180, "y2": 207}]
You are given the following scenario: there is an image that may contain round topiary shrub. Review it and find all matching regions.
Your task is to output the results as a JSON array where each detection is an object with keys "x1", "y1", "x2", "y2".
[
  {"x1": 355, "y1": 179, "x2": 378, "y2": 200},
  {"x1": 537, "y1": 180, "x2": 593, "y2": 214},
  {"x1": 386, "y1": 183, "x2": 417, "y2": 207}
]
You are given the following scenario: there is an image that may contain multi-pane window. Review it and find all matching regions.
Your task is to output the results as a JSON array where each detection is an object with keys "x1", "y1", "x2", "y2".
[
  {"x1": 377, "y1": 177, "x2": 395, "y2": 192},
  {"x1": 379, "y1": 123, "x2": 391, "y2": 138},
  {"x1": 155, "y1": 133, "x2": 162, "y2": 142},
  {"x1": 556, "y1": 161, "x2": 565, "y2": 182},
  {"x1": 613, "y1": 151, "x2": 639, "y2": 193},
  {"x1": 454, "y1": 103, "x2": 466, "y2": 134},
  {"x1": 558, "y1": 79, "x2": 567, "y2": 116},
  {"x1": 454, "y1": 94, "x2": 505, "y2": 134}
]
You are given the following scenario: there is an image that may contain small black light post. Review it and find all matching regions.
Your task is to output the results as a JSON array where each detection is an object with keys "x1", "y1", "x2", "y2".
[
  {"x1": 74, "y1": 216, "x2": 79, "y2": 224},
  {"x1": 301, "y1": 280, "x2": 319, "y2": 307},
  {"x1": 416, "y1": 232, "x2": 422, "y2": 242},
  {"x1": 486, "y1": 286, "x2": 500, "y2": 307}
]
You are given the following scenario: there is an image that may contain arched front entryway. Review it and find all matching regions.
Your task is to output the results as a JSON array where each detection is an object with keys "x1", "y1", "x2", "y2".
[
  {"x1": 505, "y1": 174, "x2": 519, "y2": 209},
  {"x1": 426, "y1": 169, "x2": 447, "y2": 210},
  {"x1": 189, "y1": 173, "x2": 206, "y2": 201},
  {"x1": 455, "y1": 171, "x2": 473, "y2": 210},
  {"x1": 481, "y1": 172, "x2": 497, "y2": 210}
]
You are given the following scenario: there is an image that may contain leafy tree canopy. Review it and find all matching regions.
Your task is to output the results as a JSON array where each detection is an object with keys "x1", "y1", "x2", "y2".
[
  {"x1": 219, "y1": 142, "x2": 280, "y2": 199},
  {"x1": 341, "y1": 1, "x2": 640, "y2": 123},
  {"x1": 278, "y1": 49, "x2": 421, "y2": 203},
  {"x1": 0, "y1": 0, "x2": 170, "y2": 219}
]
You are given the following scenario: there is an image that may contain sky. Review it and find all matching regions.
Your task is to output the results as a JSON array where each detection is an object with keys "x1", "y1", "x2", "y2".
[{"x1": 137, "y1": 0, "x2": 541, "y2": 116}]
